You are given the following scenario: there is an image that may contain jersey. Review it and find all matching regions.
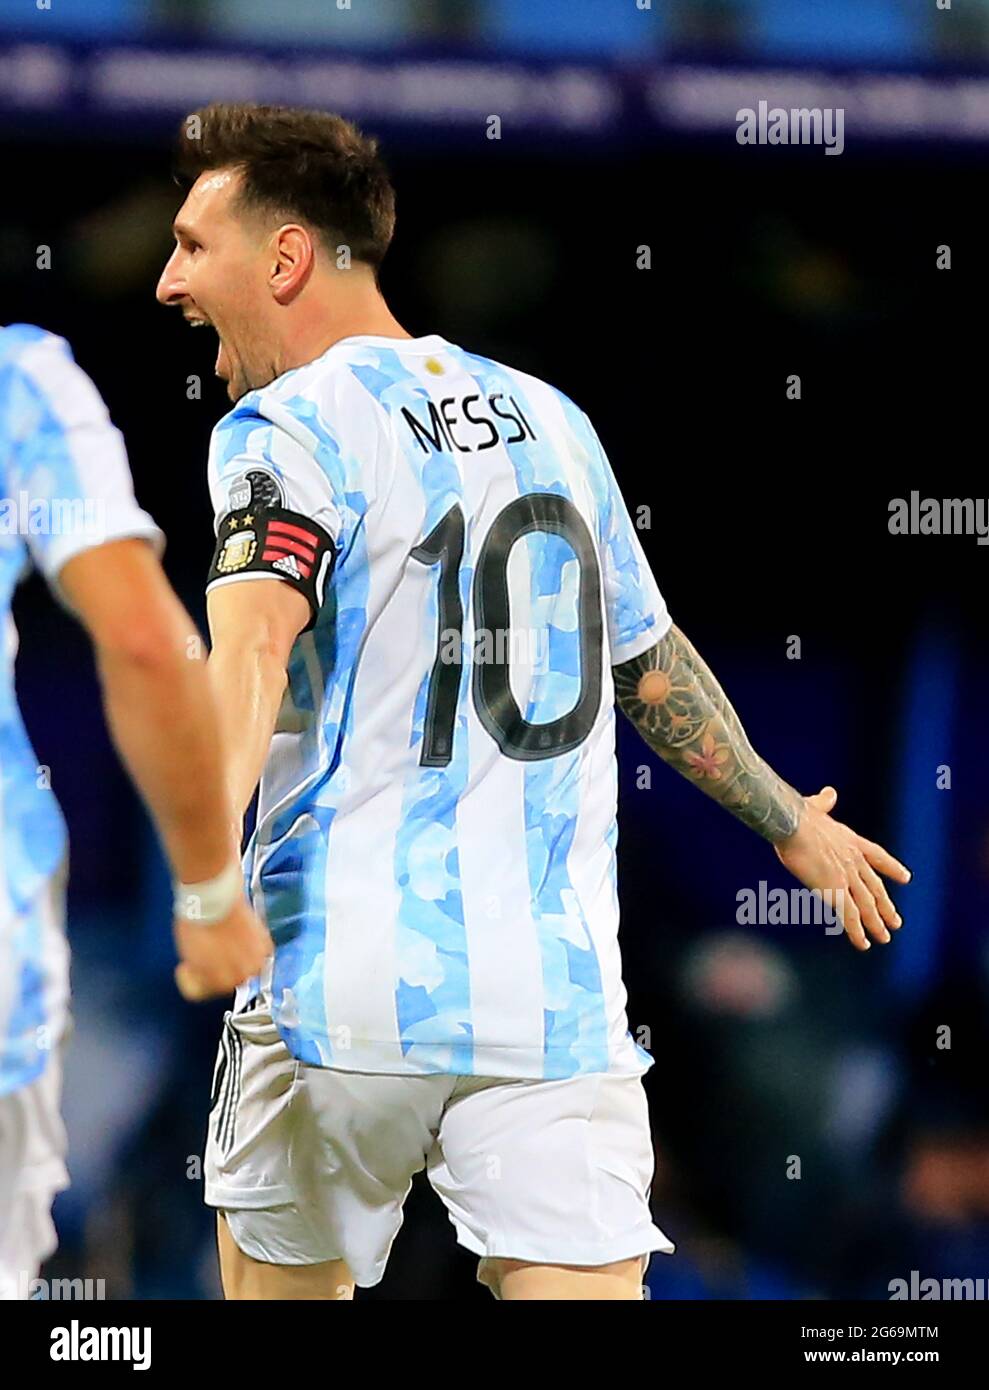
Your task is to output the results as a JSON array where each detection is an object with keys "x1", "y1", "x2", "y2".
[
  {"x1": 206, "y1": 333, "x2": 671, "y2": 1081},
  {"x1": 0, "y1": 324, "x2": 162, "y2": 1096}
]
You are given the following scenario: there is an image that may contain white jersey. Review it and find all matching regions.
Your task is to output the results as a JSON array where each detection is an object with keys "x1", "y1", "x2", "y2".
[
  {"x1": 0, "y1": 325, "x2": 161, "y2": 1096},
  {"x1": 206, "y1": 333, "x2": 671, "y2": 1080}
]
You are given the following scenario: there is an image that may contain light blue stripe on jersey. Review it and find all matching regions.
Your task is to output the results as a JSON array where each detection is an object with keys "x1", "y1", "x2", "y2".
[
  {"x1": 351, "y1": 353, "x2": 473, "y2": 1073},
  {"x1": 0, "y1": 325, "x2": 72, "y2": 1093},
  {"x1": 266, "y1": 804, "x2": 334, "y2": 1065},
  {"x1": 0, "y1": 323, "x2": 76, "y2": 902},
  {"x1": 556, "y1": 390, "x2": 657, "y2": 1074},
  {"x1": 262, "y1": 618, "x2": 324, "y2": 1062},
  {"x1": 287, "y1": 520, "x2": 370, "y2": 1063},
  {"x1": 0, "y1": 323, "x2": 86, "y2": 508},
  {"x1": 557, "y1": 392, "x2": 664, "y2": 657},
  {"x1": 452, "y1": 349, "x2": 609, "y2": 1077},
  {"x1": 215, "y1": 390, "x2": 371, "y2": 1063}
]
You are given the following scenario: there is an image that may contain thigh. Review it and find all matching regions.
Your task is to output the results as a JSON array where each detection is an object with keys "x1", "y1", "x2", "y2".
[
  {"x1": 484, "y1": 1256, "x2": 646, "y2": 1301},
  {"x1": 217, "y1": 1212, "x2": 354, "y2": 1301},
  {"x1": 0, "y1": 1055, "x2": 68, "y2": 1300},
  {"x1": 0, "y1": 1183, "x2": 63, "y2": 1301},
  {"x1": 205, "y1": 1001, "x2": 454, "y2": 1290},
  {"x1": 429, "y1": 1070, "x2": 674, "y2": 1294}
]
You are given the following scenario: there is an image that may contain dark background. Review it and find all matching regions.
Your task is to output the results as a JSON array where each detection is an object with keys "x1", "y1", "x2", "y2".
[{"x1": 2, "y1": 0, "x2": 987, "y2": 1299}]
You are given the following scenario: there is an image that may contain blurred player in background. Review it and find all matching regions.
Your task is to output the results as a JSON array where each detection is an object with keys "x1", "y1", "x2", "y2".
[
  {"x1": 0, "y1": 324, "x2": 271, "y2": 1300},
  {"x1": 156, "y1": 103, "x2": 911, "y2": 1301}
]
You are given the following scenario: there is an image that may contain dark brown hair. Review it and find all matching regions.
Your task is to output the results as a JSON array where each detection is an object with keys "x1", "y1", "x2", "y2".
[{"x1": 174, "y1": 103, "x2": 396, "y2": 269}]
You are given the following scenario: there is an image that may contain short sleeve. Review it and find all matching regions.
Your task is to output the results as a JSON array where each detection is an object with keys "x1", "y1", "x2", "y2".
[
  {"x1": 205, "y1": 396, "x2": 344, "y2": 629},
  {"x1": 4, "y1": 332, "x2": 163, "y2": 587},
  {"x1": 587, "y1": 418, "x2": 671, "y2": 665}
]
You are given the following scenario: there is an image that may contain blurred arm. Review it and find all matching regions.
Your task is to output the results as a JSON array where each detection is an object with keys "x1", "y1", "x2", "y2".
[
  {"x1": 59, "y1": 537, "x2": 237, "y2": 881},
  {"x1": 613, "y1": 623, "x2": 806, "y2": 843}
]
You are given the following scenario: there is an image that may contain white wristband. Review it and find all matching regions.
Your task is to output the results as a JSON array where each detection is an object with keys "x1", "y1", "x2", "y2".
[{"x1": 173, "y1": 860, "x2": 243, "y2": 925}]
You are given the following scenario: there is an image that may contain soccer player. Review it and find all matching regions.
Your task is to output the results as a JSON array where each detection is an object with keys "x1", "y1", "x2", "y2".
[
  {"x1": 0, "y1": 324, "x2": 271, "y2": 1299},
  {"x1": 156, "y1": 104, "x2": 911, "y2": 1301}
]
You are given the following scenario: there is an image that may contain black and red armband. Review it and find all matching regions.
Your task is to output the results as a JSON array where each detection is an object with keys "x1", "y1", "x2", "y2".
[{"x1": 207, "y1": 505, "x2": 336, "y2": 630}]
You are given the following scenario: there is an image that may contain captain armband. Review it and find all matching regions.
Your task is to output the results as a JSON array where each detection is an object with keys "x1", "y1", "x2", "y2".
[{"x1": 207, "y1": 505, "x2": 336, "y2": 630}]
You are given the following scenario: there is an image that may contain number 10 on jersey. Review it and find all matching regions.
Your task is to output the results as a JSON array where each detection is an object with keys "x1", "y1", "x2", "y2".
[{"x1": 411, "y1": 492, "x2": 604, "y2": 766}]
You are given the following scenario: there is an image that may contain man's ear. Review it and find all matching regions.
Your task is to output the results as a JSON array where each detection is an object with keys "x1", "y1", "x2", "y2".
[{"x1": 271, "y1": 224, "x2": 315, "y2": 305}]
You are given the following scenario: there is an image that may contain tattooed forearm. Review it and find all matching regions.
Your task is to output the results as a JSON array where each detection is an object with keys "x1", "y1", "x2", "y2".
[{"x1": 613, "y1": 625, "x2": 805, "y2": 844}]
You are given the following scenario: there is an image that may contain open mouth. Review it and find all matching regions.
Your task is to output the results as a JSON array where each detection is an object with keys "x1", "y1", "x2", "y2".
[{"x1": 185, "y1": 314, "x2": 227, "y2": 377}]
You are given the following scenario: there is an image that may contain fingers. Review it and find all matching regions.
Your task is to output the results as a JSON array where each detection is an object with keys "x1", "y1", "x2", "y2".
[
  {"x1": 838, "y1": 852, "x2": 906, "y2": 948},
  {"x1": 847, "y1": 836, "x2": 910, "y2": 947},
  {"x1": 847, "y1": 873, "x2": 891, "y2": 945},
  {"x1": 832, "y1": 886, "x2": 870, "y2": 952},
  {"x1": 173, "y1": 942, "x2": 265, "y2": 1001},
  {"x1": 859, "y1": 837, "x2": 912, "y2": 885},
  {"x1": 173, "y1": 903, "x2": 272, "y2": 1003},
  {"x1": 777, "y1": 798, "x2": 910, "y2": 953},
  {"x1": 858, "y1": 859, "x2": 903, "y2": 930},
  {"x1": 174, "y1": 952, "x2": 261, "y2": 1000},
  {"x1": 174, "y1": 962, "x2": 218, "y2": 1002},
  {"x1": 808, "y1": 785, "x2": 838, "y2": 814}
]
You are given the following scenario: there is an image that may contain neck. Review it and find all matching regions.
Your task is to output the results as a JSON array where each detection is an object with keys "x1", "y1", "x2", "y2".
[{"x1": 272, "y1": 279, "x2": 413, "y2": 377}]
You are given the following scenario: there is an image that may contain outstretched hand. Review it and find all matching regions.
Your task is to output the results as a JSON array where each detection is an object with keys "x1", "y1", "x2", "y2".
[{"x1": 774, "y1": 786, "x2": 911, "y2": 952}]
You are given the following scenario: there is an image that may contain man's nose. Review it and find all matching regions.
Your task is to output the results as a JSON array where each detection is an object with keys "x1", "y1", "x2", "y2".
[{"x1": 156, "y1": 251, "x2": 186, "y2": 306}]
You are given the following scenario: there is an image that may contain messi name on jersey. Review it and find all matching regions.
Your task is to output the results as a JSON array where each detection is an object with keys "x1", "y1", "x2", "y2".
[{"x1": 402, "y1": 391, "x2": 538, "y2": 456}]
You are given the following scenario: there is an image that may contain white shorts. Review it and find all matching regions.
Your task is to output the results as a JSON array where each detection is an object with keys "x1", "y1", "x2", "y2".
[
  {"x1": 0, "y1": 1052, "x2": 68, "y2": 1300},
  {"x1": 204, "y1": 1001, "x2": 675, "y2": 1288}
]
